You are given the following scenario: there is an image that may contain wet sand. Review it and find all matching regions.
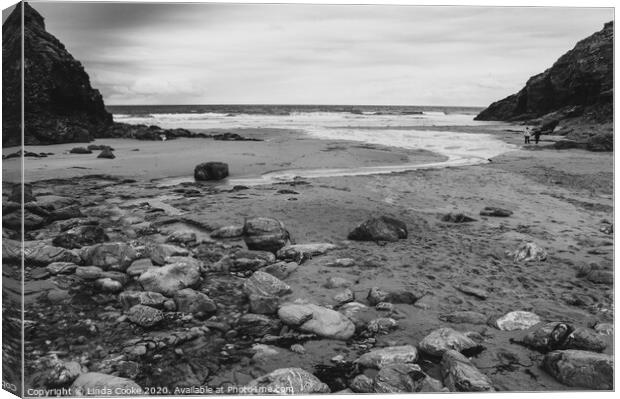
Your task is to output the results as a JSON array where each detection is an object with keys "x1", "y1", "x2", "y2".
[
  {"x1": 2, "y1": 128, "x2": 446, "y2": 183},
  {"x1": 4, "y1": 123, "x2": 613, "y2": 392}
]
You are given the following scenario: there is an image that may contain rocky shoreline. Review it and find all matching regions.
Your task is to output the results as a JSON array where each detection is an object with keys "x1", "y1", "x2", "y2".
[{"x1": 2, "y1": 134, "x2": 613, "y2": 393}]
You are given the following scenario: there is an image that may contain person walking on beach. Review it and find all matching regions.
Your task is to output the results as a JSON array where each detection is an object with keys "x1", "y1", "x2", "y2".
[
  {"x1": 534, "y1": 129, "x2": 541, "y2": 144},
  {"x1": 524, "y1": 127, "x2": 531, "y2": 144}
]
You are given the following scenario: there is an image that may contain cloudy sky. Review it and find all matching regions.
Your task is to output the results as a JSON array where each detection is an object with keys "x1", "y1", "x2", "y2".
[{"x1": 8, "y1": 1, "x2": 614, "y2": 106}]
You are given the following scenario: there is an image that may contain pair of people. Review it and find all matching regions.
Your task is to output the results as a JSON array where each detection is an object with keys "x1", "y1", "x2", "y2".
[{"x1": 524, "y1": 127, "x2": 540, "y2": 144}]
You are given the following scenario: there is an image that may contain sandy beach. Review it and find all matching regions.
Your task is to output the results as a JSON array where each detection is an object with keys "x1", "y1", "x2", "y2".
[{"x1": 3, "y1": 122, "x2": 613, "y2": 392}]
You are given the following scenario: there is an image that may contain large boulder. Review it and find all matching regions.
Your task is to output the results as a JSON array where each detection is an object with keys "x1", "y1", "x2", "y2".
[
  {"x1": 543, "y1": 350, "x2": 613, "y2": 389},
  {"x1": 356, "y1": 345, "x2": 418, "y2": 369},
  {"x1": 70, "y1": 373, "x2": 142, "y2": 396},
  {"x1": 138, "y1": 261, "x2": 201, "y2": 296},
  {"x1": 80, "y1": 243, "x2": 138, "y2": 271},
  {"x1": 372, "y1": 363, "x2": 429, "y2": 393},
  {"x1": 194, "y1": 162, "x2": 229, "y2": 181},
  {"x1": 127, "y1": 304, "x2": 164, "y2": 327},
  {"x1": 418, "y1": 328, "x2": 482, "y2": 357},
  {"x1": 243, "y1": 271, "x2": 291, "y2": 297},
  {"x1": 441, "y1": 350, "x2": 494, "y2": 392},
  {"x1": 21, "y1": 241, "x2": 81, "y2": 265},
  {"x1": 247, "y1": 368, "x2": 330, "y2": 394},
  {"x1": 348, "y1": 215, "x2": 407, "y2": 242},
  {"x1": 97, "y1": 148, "x2": 115, "y2": 159},
  {"x1": 243, "y1": 217, "x2": 291, "y2": 253}
]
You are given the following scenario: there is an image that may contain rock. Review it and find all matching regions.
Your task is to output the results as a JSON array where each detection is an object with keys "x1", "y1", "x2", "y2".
[
  {"x1": 248, "y1": 294, "x2": 280, "y2": 315},
  {"x1": 278, "y1": 304, "x2": 315, "y2": 326},
  {"x1": 173, "y1": 288, "x2": 217, "y2": 317},
  {"x1": 441, "y1": 350, "x2": 494, "y2": 392},
  {"x1": 23, "y1": 242, "x2": 81, "y2": 265},
  {"x1": 247, "y1": 368, "x2": 330, "y2": 394},
  {"x1": 97, "y1": 148, "x2": 115, "y2": 159},
  {"x1": 553, "y1": 139, "x2": 581, "y2": 149},
  {"x1": 454, "y1": 284, "x2": 488, "y2": 300},
  {"x1": 509, "y1": 242, "x2": 547, "y2": 262},
  {"x1": 325, "y1": 258, "x2": 356, "y2": 268},
  {"x1": 373, "y1": 363, "x2": 428, "y2": 393},
  {"x1": 70, "y1": 373, "x2": 142, "y2": 395},
  {"x1": 325, "y1": 276, "x2": 353, "y2": 289},
  {"x1": 521, "y1": 322, "x2": 573, "y2": 351},
  {"x1": 3, "y1": 209, "x2": 45, "y2": 231},
  {"x1": 338, "y1": 302, "x2": 370, "y2": 330},
  {"x1": 194, "y1": 162, "x2": 229, "y2": 181},
  {"x1": 127, "y1": 304, "x2": 164, "y2": 328},
  {"x1": 495, "y1": 311, "x2": 541, "y2": 331},
  {"x1": 126, "y1": 258, "x2": 154, "y2": 277},
  {"x1": 367, "y1": 286, "x2": 426, "y2": 306},
  {"x1": 45, "y1": 262, "x2": 77, "y2": 275},
  {"x1": 441, "y1": 213, "x2": 476, "y2": 223},
  {"x1": 166, "y1": 230, "x2": 196, "y2": 244},
  {"x1": 144, "y1": 243, "x2": 189, "y2": 266},
  {"x1": 75, "y1": 266, "x2": 105, "y2": 280},
  {"x1": 225, "y1": 249, "x2": 276, "y2": 272},
  {"x1": 2, "y1": 3, "x2": 113, "y2": 146},
  {"x1": 260, "y1": 261, "x2": 298, "y2": 280},
  {"x1": 333, "y1": 289, "x2": 354, "y2": 306},
  {"x1": 80, "y1": 243, "x2": 138, "y2": 271},
  {"x1": 440, "y1": 311, "x2": 488, "y2": 325},
  {"x1": 237, "y1": 314, "x2": 282, "y2": 337},
  {"x1": 543, "y1": 350, "x2": 613, "y2": 389},
  {"x1": 243, "y1": 217, "x2": 291, "y2": 253},
  {"x1": 276, "y1": 243, "x2": 338, "y2": 260},
  {"x1": 290, "y1": 344, "x2": 305, "y2": 354},
  {"x1": 564, "y1": 327, "x2": 607, "y2": 352},
  {"x1": 297, "y1": 304, "x2": 356, "y2": 340},
  {"x1": 94, "y1": 278, "x2": 123, "y2": 293},
  {"x1": 52, "y1": 225, "x2": 109, "y2": 249},
  {"x1": 375, "y1": 302, "x2": 394, "y2": 312},
  {"x1": 138, "y1": 261, "x2": 201, "y2": 296},
  {"x1": 350, "y1": 374, "x2": 374, "y2": 393},
  {"x1": 479, "y1": 207, "x2": 513, "y2": 217},
  {"x1": 251, "y1": 344, "x2": 280, "y2": 361},
  {"x1": 419, "y1": 327, "x2": 483, "y2": 357},
  {"x1": 593, "y1": 322, "x2": 613, "y2": 336},
  {"x1": 356, "y1": 345, "x2": 418, "y2": 369},
  {"x1": 210, "y1": 225, "x2": 244, "y2": 238},
  {"x1": 243, "y1": 271, "x2": 291, "y2": 297},
  {"x1": 119, "y1": 291, "x2": 167, "y2": 310},
  {"x1": 366, "y1": 318, "x2": 398, "y2": 335},
  {"x1": 70, "y1": 147, "x2": 92, "y2": 154},
  {"x1": 9, "y1": 183, "x2": 35, "y2": 203},
  {"x1": 587, "y1": 270, "x2": 613, "y2": 285},
  {"x1": 47, "y1": 359, "x2": 82, "y2": 387},
  {"x1": 348, "y1": 215, "x2": 407, "y2": 242}
]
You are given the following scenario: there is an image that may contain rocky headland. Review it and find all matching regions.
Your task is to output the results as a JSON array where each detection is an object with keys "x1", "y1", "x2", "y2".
[{"x1": 476, "y1": 22, "x2": 613, "y2": 151}]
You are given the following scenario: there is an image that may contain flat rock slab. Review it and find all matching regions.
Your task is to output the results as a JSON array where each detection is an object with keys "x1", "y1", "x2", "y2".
[
  {"x1": 244, "y1": 271, "x2": 291, "y2": 297},
  {"x1": 138, "y1": 261, "x2": 201, "y2": 296},
  {"x1": 280, "y1": 303, "x2": 355, "y2": 340},
  {"x1": 80, "y1": 242, "x2": 138, "y2": 271},
  {"x1": 276, "y1": 243, "x2": 338, "y2": 260},
  {"x1": 71, "y1": 372, "x2": 142, "y2": 395}
]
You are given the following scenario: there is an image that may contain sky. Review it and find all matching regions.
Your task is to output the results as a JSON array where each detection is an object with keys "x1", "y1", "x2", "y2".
[{"x1": 4, "y1": 1, "x2": 614, "y2": 106}]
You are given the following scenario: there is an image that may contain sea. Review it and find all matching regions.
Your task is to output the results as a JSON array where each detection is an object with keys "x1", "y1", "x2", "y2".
[{"x1": 107, "y1": 104, "x2": 516, "y2": 183}]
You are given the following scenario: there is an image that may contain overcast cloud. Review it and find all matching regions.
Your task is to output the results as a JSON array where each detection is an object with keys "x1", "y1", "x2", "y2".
[{"x1": 10, "y1": 1, "x2": 614, "y2": 105}]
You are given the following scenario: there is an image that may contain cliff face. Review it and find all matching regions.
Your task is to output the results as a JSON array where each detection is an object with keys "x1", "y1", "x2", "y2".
[
  {"x1": 475, "y1": 21, "x2": 613, "y2": 150},
  {"x1": 2, "y1": 2, "x2": 113, "y2": 146}
]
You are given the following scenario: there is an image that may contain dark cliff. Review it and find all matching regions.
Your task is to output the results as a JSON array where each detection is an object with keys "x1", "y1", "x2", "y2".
[
  {"x1": 476, "y1": 21, "x2": 613, "y2": 150},
  {"x1": 3, "y1": 2, "x2": 113, "y2": 146}
]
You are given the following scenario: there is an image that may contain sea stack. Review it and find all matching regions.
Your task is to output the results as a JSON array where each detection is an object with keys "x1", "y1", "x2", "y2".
[
  {"x1": 475, "y1": 22, "x2": 613, "y2": 150},
  {"x1": 2, "y1": 2, "x2": 113, "y2": 147}
]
